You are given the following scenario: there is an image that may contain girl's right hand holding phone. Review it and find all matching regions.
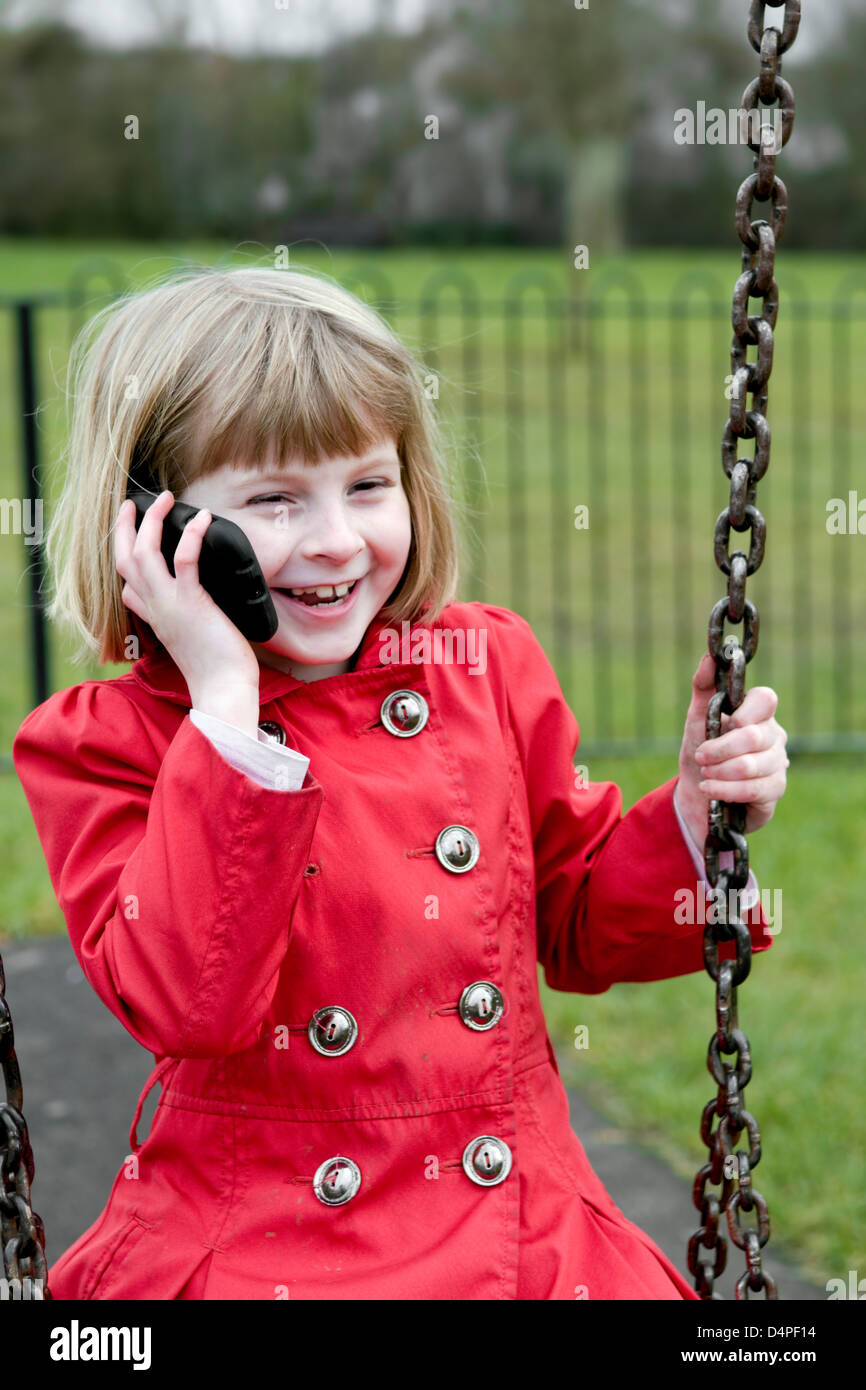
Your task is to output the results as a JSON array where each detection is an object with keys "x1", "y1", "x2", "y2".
[{"x1": 114, "y1": 490, "x2": 262, "y2": 729}]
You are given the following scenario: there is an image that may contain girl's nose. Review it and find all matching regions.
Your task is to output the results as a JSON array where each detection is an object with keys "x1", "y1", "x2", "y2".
[{"x1": 294, "y1": 504, "x2": 365, "y2": 562}]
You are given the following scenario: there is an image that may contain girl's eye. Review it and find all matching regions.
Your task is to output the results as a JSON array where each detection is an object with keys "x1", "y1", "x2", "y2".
[{"x1": 249, "y1": 481, "x2": 389, "y2": 505}]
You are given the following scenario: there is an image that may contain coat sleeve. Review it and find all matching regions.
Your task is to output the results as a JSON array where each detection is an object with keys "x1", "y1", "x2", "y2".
[
  {"x1": 12, "y1": 682, "x2": 324, "y2": 1058},
  {"x1": 486, "y1": 606, "x2": 774, "y2": 995},
  {"x1": 189, "y1": 706, "x2": 310, "y2": 789}
]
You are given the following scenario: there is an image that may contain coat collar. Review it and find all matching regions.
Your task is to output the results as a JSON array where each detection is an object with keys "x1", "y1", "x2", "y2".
[{"x1": 128, "y1": 604, "x2": 436, "y2": 709}]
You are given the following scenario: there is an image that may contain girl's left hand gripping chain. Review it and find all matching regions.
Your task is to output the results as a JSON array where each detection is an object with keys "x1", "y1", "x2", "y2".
[{"x1": 677, "y1": 653, "x2": 789, "y2": 846}]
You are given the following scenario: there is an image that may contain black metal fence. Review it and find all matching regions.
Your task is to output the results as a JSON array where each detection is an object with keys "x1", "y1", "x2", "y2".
[{"x1": 3, "y1": 259, "x2": 865, "y2": 763}]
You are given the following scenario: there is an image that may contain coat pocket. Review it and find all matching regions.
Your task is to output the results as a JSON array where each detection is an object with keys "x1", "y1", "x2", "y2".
[
  {"x1": 77, "y1": 1212, "x2": 215, "y2": 1302},
  {"x1": 83, "y1": 1211, "x2": 152, "y2": 1301}
]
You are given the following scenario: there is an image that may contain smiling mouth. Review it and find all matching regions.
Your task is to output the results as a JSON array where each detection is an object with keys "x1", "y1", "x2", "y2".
[{"x1": 273, "y1": 578, "x2": 361, "y2": 610}]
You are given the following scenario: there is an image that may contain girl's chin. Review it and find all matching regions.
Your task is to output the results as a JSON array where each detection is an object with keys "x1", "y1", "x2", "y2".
[{"x1": 256, "y1": 635, "x2": 357, "y2": 672}]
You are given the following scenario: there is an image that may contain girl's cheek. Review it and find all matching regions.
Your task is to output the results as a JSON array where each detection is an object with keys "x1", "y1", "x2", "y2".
[{"x1": 248, "y1": 529, "x2": 284, "y2": 569}]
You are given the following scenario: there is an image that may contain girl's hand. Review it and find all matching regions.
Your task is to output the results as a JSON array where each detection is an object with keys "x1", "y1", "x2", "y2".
[
  {"x1": 114, "y1": 490, "x2": 261, "y2": 699},
  {"x1": 677, "y1": 653, "x2": 789, "y2": 843}
]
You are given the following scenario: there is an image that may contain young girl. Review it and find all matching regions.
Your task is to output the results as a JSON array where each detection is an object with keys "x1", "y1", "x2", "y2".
[{"x1": 13, "y1": 265, "x2": 787, "y2": 1301}]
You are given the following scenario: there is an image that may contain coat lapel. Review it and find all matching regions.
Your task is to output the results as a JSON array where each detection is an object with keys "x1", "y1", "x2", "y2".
[{"x1": 128, "y1": 605, "x2": 433, "y2": 709}]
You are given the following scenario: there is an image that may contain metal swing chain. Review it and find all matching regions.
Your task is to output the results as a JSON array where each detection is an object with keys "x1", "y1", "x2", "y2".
[
  {"x1": 686, "y1": 0, "x2": 799, "y2": 1301},
  {"x1": 0, "y1": 952, "x2": 50, "y2": 1297}
]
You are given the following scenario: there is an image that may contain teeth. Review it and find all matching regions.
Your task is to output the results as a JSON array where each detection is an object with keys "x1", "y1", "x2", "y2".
[{"x1": 287, "y1": 582, "x2": 353, "y2": 598}]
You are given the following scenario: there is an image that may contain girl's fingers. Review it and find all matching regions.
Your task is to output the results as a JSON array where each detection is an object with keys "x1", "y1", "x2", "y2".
[
  {"x1": 697, "y1": 774, "x2": 781, "y2": 800},
  {"x1": 696, "y1": 744, "x2": 783, "y2": 783},
  {"x1": 127, "y1": 491, "x2": 177, "y2": 589},
  {"x1": 134, "y1": 489, "x2": 173, "y2": 525},
  {"x1": 172, "y1": 510, "x2": 212, "y2": 586},
  {"x1": 132, "y1": 490, "x2": 174, "y2": 553},
  {"x1": 120, "y1": 581, "x2": 145, "y2": 620},
  {"x1": 115, "y1": 491, "x2": 168, "y2": 591},
  {"x1": 698, "y1": 760, "x2": 787, "y2": 797},
  {"x1": 696, "y1": 718, "x2": 784, "y2": 764},
  {"x1": 117, "y1": 491, "x2": 215, "y2": 612},
  {"x1": 113, "y1": 502, "x2": 133, "y2": 575},
  {"x1": 114, "y1": 496, "x2": 151, "y2": 580},
  {"x1": 697, "y1": 775, "x2": 786, "y2": 810}
]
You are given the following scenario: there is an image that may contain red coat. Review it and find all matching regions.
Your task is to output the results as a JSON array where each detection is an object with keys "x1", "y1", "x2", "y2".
[{"x1": 13, "y1": 601, "x2": 773, "y2": 1300}]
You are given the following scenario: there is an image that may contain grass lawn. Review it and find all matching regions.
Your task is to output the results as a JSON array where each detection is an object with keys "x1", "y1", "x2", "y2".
[{"x1": 1, "y1": 238, "x2": 863, "y2": 1289}]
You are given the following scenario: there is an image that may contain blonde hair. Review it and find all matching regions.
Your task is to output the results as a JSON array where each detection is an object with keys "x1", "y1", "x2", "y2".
[{"x1": 45, "y1": 263, "x2": 462, "y2": 667}]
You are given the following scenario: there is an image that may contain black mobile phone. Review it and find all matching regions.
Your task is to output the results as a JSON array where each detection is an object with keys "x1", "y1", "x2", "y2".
[{"x1": 126, "y1": 479, "x2": 279, "y2": 643}]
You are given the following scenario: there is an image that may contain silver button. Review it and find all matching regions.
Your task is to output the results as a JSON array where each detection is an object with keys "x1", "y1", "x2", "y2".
[
  {"x1": 258, "y1": 721, "x2": 286, "y2": 745},
  {"x1": 307, "y1": 1006, "x2": 358, "y2": 1057},
  {"x1": 459, "y1": 982, "x2": 504, "y2": 1031},
  {"x1": 435, "y1": 825, "x2": 479, "y2": 873},
  {"x1": 462, "y1": 1136, "x2": 512, "y2": 1187},
  {"x1": 380, "y1": 690, "x2": 429, "y2": 737},
  {"x1": 313, "y1": 1155, "x2": 362, "y2": 1206}
]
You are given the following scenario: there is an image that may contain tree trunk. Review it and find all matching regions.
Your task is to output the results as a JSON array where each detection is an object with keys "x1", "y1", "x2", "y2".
[{"x1": 564, "y1": 135, "x2": 627, "y2": 255}]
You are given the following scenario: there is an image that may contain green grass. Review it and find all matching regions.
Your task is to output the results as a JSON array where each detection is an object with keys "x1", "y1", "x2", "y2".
[
  {"x1": 1, "y1": 238, "x2": 863, "y2": 1290},
  {"x1": 541, "y1": 750, "x2": 865, "y2": 1291}
]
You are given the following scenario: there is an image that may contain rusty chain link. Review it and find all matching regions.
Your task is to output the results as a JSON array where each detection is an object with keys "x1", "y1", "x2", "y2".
[
  {"x1": 686, "y1": 0, "x2": 799, "y2": 1301},
  {"x1": 0, "y1": 952, "x2": 50, "y2": 1297}
]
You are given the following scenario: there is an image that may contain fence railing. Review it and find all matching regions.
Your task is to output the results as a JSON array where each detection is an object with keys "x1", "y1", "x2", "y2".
[{"x1": 3, "y1": 259, "x2": 865, "y2": 764}]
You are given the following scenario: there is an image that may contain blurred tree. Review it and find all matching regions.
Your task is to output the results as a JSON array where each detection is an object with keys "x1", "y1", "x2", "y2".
[
  {"x1": 0, "y1": 20, "x2": 316, "y2": 240},
  {"x1": 0, "y1": 1, "x2": 862, "y2": 249},
  {"x1": 443, "y1": 0, "x2": 632, "y2": 252},
  {"x1": 138, "y1": 0, "x2": 191, "y2": 48}
]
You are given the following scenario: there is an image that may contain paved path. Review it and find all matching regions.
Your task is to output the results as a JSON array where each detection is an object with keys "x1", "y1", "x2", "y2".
[{"x1": 2, "y1": 936, "x2": 826, "y2": 1299}]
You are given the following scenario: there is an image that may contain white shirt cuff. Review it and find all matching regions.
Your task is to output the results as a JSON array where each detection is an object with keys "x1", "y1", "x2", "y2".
[
  {"x1": 189, "y1": 708, "x2": 310, "y2": 792},
  {"x1": 673, "y1": 782, "x2": 759, "y2": 912}
]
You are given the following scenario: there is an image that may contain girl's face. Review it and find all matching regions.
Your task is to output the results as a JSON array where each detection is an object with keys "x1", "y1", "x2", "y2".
[{"x1": 177, "y1": 434, "x2": 413, "y2": 681}]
